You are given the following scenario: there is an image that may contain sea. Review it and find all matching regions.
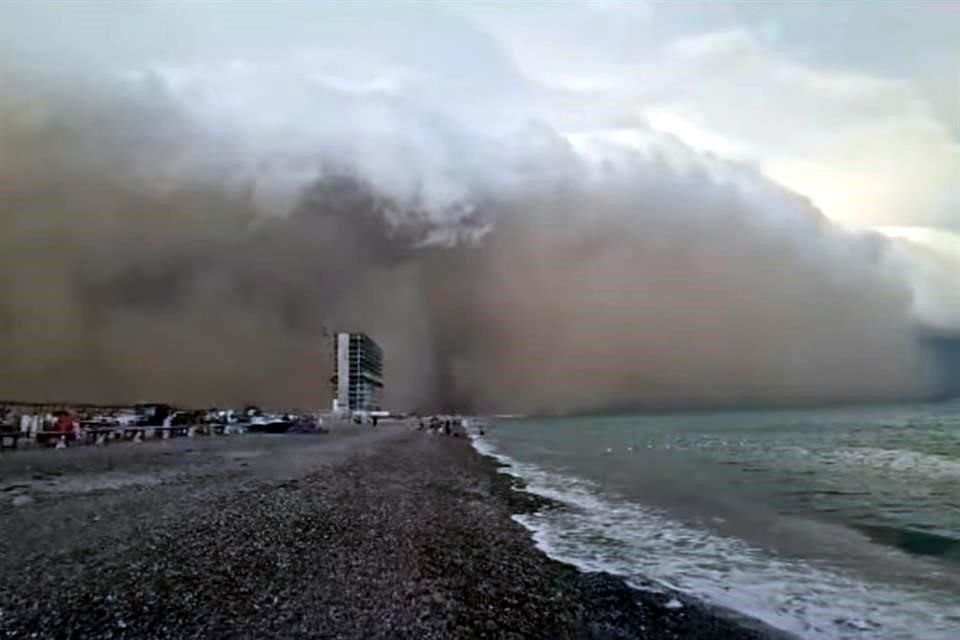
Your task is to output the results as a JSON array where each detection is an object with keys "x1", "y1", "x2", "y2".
[{"x1": 470, "y1": 401, "x2": 960, "y2": 639}]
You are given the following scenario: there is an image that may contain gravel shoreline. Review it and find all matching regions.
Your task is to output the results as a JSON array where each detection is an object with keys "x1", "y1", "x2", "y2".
[{"x1": 1, "y1": 427, "x2": 794, "y2": 639}]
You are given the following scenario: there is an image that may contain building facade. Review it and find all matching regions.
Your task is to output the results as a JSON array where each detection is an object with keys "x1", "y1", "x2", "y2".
[
  {"x1": 923, "y1": 330, "x2": 960, "y2": 399},
  {"x1": 332, "y1": 332, "x2": 384, "y2": 412}
]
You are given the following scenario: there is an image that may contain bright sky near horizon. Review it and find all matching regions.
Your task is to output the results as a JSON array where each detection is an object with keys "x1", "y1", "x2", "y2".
[{"x1": 464, "y1": 1, "x2": 960, "y2": 236}]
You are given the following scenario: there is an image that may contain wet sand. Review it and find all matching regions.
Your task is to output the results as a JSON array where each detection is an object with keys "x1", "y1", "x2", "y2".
[{"x1": 0, "y1": 426, "x2": 791, "y2": 639}]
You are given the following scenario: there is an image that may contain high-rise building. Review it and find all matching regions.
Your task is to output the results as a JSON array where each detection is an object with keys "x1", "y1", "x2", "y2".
[{"x1": 331, "y1": 332, "x2": 384, "y2": 412}]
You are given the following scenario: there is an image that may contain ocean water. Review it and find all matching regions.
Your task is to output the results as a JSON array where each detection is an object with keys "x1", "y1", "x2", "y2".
[{"x1": 471, "y1": 402, "x2": 960, "y2": 639}]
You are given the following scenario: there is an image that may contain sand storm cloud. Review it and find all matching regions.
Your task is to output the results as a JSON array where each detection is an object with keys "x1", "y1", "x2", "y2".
[{"x1": 0, "y1": 3, "x2": 946, "y2": 413}]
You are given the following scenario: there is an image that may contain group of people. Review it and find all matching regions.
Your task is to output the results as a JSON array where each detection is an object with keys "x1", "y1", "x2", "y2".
[
  {"x1": 0, "y1": 407, "x2": 77, "y2": 435},
  {"x1": 352, "y1": 414, "x2": 381, "y2": 427},
  {"x1": 0, "y1": 407, "x2": 82, "y2": 448},
  {"x1": 415, "y1": 415, "x2": 463, "y2": 436}
]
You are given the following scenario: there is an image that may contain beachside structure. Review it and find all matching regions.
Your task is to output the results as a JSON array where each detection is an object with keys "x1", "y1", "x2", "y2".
[
  {"x1": 922, "y1": 329, "x2": 960, "y2": 399},
  {"x1": 331, "y1": 332, "x2": 384, "y2": 413}
]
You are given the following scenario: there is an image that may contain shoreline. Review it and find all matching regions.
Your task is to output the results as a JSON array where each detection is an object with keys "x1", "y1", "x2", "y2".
[
  {"x1": 2, "y1": 426, "x2": 794, "y2": 639},
  {"x1": 472, "y1": 440, "x2": 798, "y2": 640}
]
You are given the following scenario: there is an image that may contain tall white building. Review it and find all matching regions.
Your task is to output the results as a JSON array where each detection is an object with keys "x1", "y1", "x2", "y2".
[{"x1": 331, "y1": 332, "x2": 384, "y2": 412}]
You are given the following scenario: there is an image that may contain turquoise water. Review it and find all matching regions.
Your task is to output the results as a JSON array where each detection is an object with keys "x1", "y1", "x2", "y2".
[{"x1": 474, "y1": 402, "x2": 960, "y2": 639}]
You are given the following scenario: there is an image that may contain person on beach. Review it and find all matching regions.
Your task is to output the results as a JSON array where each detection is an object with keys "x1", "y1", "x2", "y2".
[
  {"x1": 52, "y1": 410, "x2": 77, "y2": 444},
  {"x1": 54, "y1": 412, "x2": 74, "y2": 433}
]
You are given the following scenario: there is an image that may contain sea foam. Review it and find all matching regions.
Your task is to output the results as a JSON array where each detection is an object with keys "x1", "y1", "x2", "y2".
[{"x1": 470, "y1": 433, "x2": 960, "y2": 640}]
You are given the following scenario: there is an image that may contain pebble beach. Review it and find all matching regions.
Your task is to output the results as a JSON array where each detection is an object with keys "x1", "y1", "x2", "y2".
[{"x1": 0, "y1": 425, "x2": 792, "y2": 639}]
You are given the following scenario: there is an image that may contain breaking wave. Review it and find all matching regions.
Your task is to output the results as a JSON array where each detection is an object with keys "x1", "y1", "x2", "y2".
[{"x1": 470, "y1": 433, "x2": 960, "y2": 639}]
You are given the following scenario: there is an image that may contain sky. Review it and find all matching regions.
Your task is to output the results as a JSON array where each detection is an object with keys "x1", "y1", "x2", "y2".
[
  {"x1": 3, "y1": 1, "x2": 957, "y2": 229},
  {"x1": 467, "y1": 1, "x2": 960, "y2": 230},
  {"x1": 0, "y1": 1, "x2": 957, "y2": 411}
]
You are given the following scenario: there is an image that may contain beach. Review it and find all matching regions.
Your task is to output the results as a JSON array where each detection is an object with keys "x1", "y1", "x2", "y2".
[{"x1": 0, "y1": 424, "x2": 789, "y2": 639}]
